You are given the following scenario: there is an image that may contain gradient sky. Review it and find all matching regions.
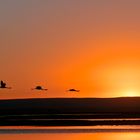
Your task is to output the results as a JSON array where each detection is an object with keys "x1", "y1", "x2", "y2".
[{"x1": 1, "y1": 0, "x2": 140, "y2": 99}]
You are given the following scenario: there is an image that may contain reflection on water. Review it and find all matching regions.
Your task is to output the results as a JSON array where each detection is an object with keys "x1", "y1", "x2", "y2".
[
  {"x1": 1, "y1": 126, "x2": 140, "y2": 133},
  {"x1": 0, "y1": 126, "x2": 140, "y2": 140}
]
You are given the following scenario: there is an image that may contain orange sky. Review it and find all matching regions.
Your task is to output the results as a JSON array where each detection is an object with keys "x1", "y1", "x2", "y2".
[{"x1": 1, "y1": 1, "x2": 140, "y2": 99}]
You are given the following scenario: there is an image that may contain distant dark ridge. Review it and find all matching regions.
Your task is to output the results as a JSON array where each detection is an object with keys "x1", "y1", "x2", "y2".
[{"x1": 0, "y1": 97, "x2": 140, "y2": 114}]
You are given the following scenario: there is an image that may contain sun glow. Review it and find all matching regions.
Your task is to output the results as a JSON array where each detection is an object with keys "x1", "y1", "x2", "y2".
[{"x1": 121, "y1": 89, "x2": 139, "y2": 97}]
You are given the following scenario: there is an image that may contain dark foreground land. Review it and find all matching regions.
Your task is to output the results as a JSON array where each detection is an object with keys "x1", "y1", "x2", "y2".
[{"x1": 0, "y1": 97, "x2": 140, "y2": 126}]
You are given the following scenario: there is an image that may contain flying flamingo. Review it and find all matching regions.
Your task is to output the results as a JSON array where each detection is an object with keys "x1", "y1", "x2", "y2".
[
  {"x1": 0, "y1": 81, "x2": 12, "y2": 89},
  {"x1": 31, "y1": 85, "x2": 48, "y2": 91},
  {"x1": 66, "y1": 88, "x2": 80, "y2": 92}
]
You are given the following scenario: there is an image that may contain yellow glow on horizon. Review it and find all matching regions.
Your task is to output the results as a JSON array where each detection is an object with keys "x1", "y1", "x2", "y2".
[{"x1": 121, "y1": 89, "x2": 139, "y2": 97}]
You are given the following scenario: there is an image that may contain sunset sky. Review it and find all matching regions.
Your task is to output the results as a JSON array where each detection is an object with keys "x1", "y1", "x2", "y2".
[{"x1": 1, "y1": 0, "x2": 140, "y2": 99}]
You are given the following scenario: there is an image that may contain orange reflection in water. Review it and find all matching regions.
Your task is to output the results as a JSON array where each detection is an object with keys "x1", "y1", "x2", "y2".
[{"x1": 0, "y1": 132, "x2": 140, "y2": 140}]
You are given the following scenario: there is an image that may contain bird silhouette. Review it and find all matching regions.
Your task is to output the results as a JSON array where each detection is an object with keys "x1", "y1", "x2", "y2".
[
  {"x1": 0, "y1": 81, "x2": 11, "y2": 89},
  {"x1": 66, "y1": 88, "x2": 80, "y2": 92},
  {"x1": 31, "y1": 85, "x2": 48, "y2": 91}
]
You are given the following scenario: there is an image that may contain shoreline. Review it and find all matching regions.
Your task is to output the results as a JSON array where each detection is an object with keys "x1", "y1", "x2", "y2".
[{"x1": 1, "y1": 118, "x2": 140, "y2": 126}]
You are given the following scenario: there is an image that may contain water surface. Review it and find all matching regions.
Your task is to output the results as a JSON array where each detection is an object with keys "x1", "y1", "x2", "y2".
[{"x1": 0, "y1": 126, "x2": 140, "y2": 140}]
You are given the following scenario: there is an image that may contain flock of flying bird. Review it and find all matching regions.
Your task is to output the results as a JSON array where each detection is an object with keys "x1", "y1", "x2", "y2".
[{"x1": 0, "y1": 80, "x2": 80, "y2": 92}]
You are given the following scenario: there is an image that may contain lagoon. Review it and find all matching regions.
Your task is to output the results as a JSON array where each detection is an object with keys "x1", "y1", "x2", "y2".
[{"x1": 0, "y1": 126, "x2": 140, "y2": 140}]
